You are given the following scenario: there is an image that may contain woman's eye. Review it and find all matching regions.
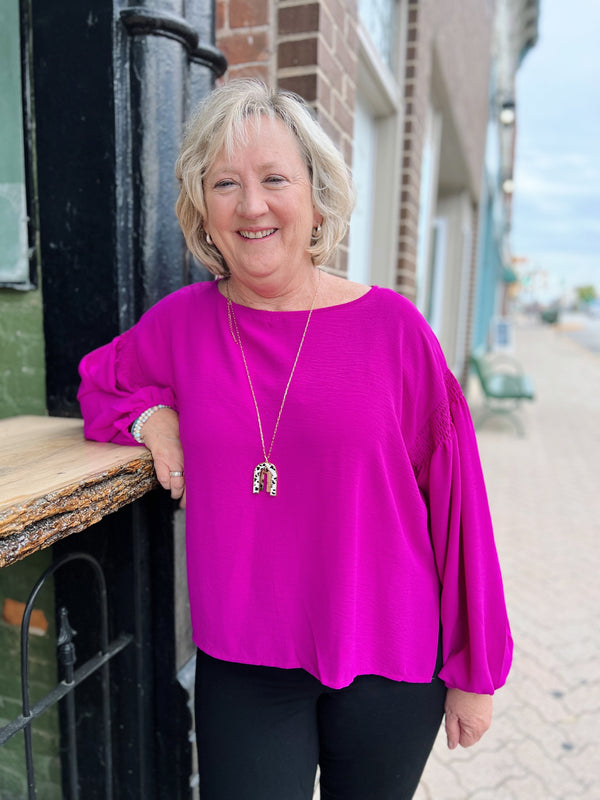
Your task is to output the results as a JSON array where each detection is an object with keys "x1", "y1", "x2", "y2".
[
  {"x1": 265, "y1": 175, "x2": 286, "y2": 184},
  {"x1": 214, "y1": 179, "x2": 235, "y2": 189}
]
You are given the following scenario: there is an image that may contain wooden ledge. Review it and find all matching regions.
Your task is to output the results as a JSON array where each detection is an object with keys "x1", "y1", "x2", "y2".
[{"x1": 0, "y1": 416, "x2": 158, "y2": 567}]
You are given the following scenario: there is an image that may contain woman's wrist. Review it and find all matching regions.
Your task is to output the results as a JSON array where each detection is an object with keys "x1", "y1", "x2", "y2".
[{"x1": 130, "y1": 404, "x2": 172, "y2": 443}]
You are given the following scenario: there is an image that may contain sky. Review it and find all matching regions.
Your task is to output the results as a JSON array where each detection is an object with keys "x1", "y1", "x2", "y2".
[{"x1": 511, "y1": 0, "x2": 600, "y2": 301}]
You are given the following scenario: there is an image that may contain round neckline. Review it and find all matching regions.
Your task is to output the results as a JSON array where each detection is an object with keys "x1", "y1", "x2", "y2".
[{"x1": 214, "y1": 279, "x2": 376, "y2": 314}]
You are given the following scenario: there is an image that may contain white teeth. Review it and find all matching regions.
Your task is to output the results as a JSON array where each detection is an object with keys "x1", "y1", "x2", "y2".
[{"x1": 239, "y1": 229, "x2": 276, "y2": 239}]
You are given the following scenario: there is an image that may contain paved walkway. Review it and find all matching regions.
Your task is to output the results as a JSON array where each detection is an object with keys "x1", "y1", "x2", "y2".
[{"x1": 415, "y1": 314, "x2": 600, "y2": 799}]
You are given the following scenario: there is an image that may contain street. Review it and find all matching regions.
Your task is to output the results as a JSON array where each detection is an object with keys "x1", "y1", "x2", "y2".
[{"x1": 561, "y1": 312, "x2": 600, "y2": 356}]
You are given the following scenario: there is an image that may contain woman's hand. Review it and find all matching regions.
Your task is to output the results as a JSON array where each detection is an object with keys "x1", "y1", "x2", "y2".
[
  {"x1": 444, "y1": 688, "x2": 493, "y2": 749},
  {"x1": 138, "y1": 407, "x2": 186, "y2": 507}
]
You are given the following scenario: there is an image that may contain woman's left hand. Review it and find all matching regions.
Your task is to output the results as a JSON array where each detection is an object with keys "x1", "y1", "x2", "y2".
[{"x1": 444, "y1": 688, "x2": 493, "y2": 749}]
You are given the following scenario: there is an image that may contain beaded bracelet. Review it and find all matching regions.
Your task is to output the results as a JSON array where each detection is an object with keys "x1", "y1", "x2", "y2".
[{"x1": 130, "y1": 404, "x2": 171, "y2": 443}]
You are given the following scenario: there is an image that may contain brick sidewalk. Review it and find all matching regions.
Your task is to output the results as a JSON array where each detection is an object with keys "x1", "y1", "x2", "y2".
[{"x1": 415, "y1": 317, "x2": 600, "y2": 799}]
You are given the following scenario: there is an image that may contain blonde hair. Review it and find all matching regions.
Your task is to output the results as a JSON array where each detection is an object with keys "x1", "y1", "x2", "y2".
[{"x1": 175, "y1": 79, "x2": 355, "y2": 276}]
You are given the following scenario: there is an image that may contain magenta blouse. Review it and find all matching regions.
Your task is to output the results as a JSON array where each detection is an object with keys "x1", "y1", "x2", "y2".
[{"x1": 78, "y1": 281, "x2": 512, "y2": 692}]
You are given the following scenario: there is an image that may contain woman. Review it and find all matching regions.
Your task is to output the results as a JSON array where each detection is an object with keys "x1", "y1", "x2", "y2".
[{"x1": 78, "y1": 79, "x2": 512, "y2": 800}]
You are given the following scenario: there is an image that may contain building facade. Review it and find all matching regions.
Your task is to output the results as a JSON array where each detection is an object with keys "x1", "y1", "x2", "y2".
[
  {"x1": 0, "y1": 0, "x2": 538, "y2": 418},
  {"x1": 213, "y1": 0, "x2": 500, "y2": 381},
  {"x1": 473, "y1": 0, "x2": 539, "y2": 351},
  {"x1": 0, "y1": 1, "x2": 538, "y2": 796}
]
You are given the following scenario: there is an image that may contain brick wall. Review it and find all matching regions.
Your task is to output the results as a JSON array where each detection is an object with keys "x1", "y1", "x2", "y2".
[
  {"x1": 277, "y1": 0, "x2": 357, "y2": 165},
  {"x1": 216, "y1": 0, "x2": 274, "y2": 82},
  {"x1": 215, "y1": 0, "x2": 492, "y2": 300},
  {"x1": 397, "y1": 1, "x2": 424, "y2": 299},
  {"x1": 397, "y1": 0, "x2": 493, "y2": 300}
]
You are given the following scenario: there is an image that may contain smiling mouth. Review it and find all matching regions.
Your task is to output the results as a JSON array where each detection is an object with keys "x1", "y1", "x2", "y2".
[{"x1": 238, "y1": 229, "x2": 277, "y2": 239}]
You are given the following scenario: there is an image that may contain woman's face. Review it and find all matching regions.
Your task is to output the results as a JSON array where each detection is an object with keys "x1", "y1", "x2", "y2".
[{"x1": 203, "y1": 116, "x2": 320, "y2": 288}]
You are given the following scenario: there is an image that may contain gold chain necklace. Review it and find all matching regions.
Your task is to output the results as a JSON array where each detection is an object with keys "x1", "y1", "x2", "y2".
[{"x1": 225, "y1": 269, "x2": 321, "y2": 496}]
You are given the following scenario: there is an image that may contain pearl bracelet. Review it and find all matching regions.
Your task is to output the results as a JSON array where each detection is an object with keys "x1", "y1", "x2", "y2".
[{"x1": 130, "y1": 404, "x2": 171, "y2": 443}]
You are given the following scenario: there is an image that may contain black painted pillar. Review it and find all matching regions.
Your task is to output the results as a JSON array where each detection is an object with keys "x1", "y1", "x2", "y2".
[{"x1": 31, "y1": 0, "x2": 225, "y2": 415}]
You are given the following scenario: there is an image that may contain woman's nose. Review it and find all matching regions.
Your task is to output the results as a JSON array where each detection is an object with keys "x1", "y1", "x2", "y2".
[{"x1": 237, "y1": 184, "x2": 268, "y2": 218}]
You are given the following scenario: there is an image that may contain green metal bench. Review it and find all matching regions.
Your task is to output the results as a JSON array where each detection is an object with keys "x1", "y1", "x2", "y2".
[{"x1": 470, "y1": 350, "x2": 535, "y2": 436}]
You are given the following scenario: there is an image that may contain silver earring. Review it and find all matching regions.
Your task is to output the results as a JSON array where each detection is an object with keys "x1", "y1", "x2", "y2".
[
  {"x1": 206, "y1": 232, "x2": 213, "y2": 246},
  {"x1": 312, "y1": 223, "x2": 322, "y2": 238}
]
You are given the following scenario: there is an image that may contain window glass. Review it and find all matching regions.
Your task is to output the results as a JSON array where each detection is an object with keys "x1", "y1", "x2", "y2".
[
  {"x1": 0, "y1": 0, "x2": 29, "y2": 285},
  {"x1": 348, "y1": 95, "x2": 377, "y2": 283},
  {"x1": 358, "y1": 0, "x2": 397, "y2": 69}
]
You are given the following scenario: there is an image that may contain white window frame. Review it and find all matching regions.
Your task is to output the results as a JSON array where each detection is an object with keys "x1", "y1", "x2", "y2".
[
  {"x1": 427, "y1": 217, "x2": 447, "y2": 336},
  {"x1": 416, "y1": 107, "x2": 442, "y2": 313},
  {"x1": 454, "y1": 223, "x2": 473, "y2": 375},
  {"x1": 348, "y1": 1, "x2": 407, "y2": 288}
]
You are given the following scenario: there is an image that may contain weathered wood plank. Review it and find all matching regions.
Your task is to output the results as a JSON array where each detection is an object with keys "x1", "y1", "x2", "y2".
[{"x1": 0, "y1": 416, "x2": 158, "y2": 567}]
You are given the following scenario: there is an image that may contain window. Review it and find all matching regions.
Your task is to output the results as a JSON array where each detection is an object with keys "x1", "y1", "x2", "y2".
[
  {"x1": 0, "y1": 0, "x2": 34, "y2": 288},
  {"x1": 358, "y1": 0, "x2": 398, "y2": 70},
  {"x1": 347, "y1": 96, "x2": 377, "y2": 284},
  {"x1": 349, "y1": 1, "x2": 406, "y2": 288}
]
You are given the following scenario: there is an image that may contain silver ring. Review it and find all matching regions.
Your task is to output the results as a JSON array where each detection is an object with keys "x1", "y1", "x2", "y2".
[{"x1": 169, "y1": 470, "x2": 184, "y2": 477}]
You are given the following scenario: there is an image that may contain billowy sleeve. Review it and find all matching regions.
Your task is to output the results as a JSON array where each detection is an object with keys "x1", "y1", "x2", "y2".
[
  {"x1": 77, "y1": 304, "x2": 178, "y2": 445},
  {"x1": 419, "y1": 370, "x2": 513, "y2": 694}
]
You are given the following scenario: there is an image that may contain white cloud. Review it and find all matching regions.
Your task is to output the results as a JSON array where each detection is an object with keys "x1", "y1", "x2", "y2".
[{"x1": 515, "y1": 168, "x2": 599, "y2": 200}]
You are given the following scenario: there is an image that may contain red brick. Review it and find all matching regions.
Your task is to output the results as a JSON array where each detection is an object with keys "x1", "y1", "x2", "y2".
[
  {"x1": 316, "y1": 39, "x2": 343, "y2": 89},
  {"x1": 229, "y1": 0, "x2": 269, "y2": 28},
  {"x1": 333, "y1": 92, "x2": 353, "y2": 139},
  {"x1": 278, "y1": 3, "x2": 320, "y2": 36},
  {"x1": 319, "y1": 3, "x2": 334, "y2": 47},
  {"x1": 228, "y1": 64, "x2": 270, "y2": 82},
  {"x1": 219, "y1": 31, "x2": 270, "y2": 65},
  {"x1": 342, "y1": 137, "x2": 353, "y2": 166},
  {"x1": 318, "y1": 112, "x2": 342, "y2": 150},
  {"x1": 278, "y1": 37, "x2": 318, "y2": 69},
  {"x1": 335, "y1": 33, "x2": 357, "y2": 78},
  {"x1": 325, "y1": 0, "x2": 345, "y2": 30},
  {"x1": 216, "y1": 0, "x2": 227, "y2": 30},
  {"x1": 2, "y1": 598, "x2": 48, "y2": 635},
  {"x1": 278, "y1": 72, "x2": 318, "y2": 103},
  {"x1": 318, "y1": 77, "x2": 331, "y2": 115},
  {"x1": 344, "y1": 15, "x2": 358, "y2": 52}
]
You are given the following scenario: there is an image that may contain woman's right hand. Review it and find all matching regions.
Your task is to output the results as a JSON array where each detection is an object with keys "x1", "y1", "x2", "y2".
[{"x1": 138, "y1": 407, "x2": 186, "y2": 507}]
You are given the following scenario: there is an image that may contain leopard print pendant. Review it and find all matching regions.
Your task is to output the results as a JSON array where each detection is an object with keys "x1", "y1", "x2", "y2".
[{"x1": 253, "y1": 462, "x2": 278, "y2": 496}]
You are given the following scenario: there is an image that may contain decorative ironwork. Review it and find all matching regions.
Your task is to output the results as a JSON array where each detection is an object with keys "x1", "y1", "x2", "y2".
[{"x1": 0, "y1": 552, "x2": 134, "y2": 800}]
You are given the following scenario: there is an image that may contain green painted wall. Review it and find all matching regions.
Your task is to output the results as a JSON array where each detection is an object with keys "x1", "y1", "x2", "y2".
[
  {"x1": 0, "y1": 288, "x2": 47, "y2": 419},
  {"x1": 0, "y1": 0, "x2": 47, "y2": 420}
]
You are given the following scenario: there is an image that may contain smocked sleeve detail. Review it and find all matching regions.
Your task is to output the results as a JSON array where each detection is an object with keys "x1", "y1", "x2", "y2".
[
  {"x1": 418, "y1": 369, "x2": 513, "y2": 693},
  {"x1": 410, "y1": 370, "x2": 461, "y2": 477},
  {"x1": 77, "y1": 317, "x2": 177, "y2": 445}
]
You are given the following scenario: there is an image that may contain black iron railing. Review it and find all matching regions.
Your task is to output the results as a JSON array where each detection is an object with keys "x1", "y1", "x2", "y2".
[{"x1": 0, "y1": 552, "x2": 134, "y2": 800}]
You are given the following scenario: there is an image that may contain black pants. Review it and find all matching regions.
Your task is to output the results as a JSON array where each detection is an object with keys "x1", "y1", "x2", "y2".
[{"x1": 194, "y1": 649, "x2": 446, "y2": 800}]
